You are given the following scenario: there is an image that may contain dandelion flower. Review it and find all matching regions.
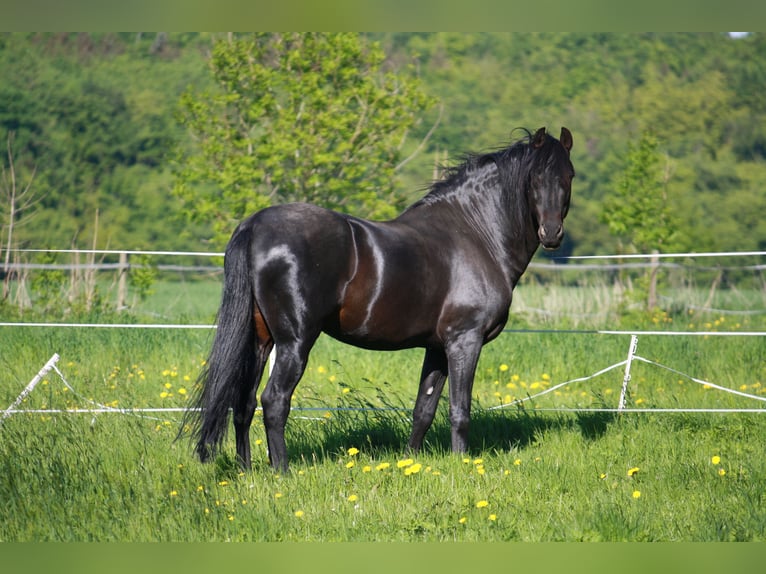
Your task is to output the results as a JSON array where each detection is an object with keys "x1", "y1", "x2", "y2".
[
  {"x1": 345, "y1": 461, "x2": 355, "y2": 469},
  {"x1": 632, "y1": 490, "x2": 641, "y2": 499},
  {"x1": 294, "y1": 510, "x2": 305, "y2": 518},
  {"x1": 397, "y1": 458, "x2": 414, "y2": 468},
  {"x1": 404, "y1": 463, "x2": 423, "y2": 475},
  {"x1": 459, "y1": 517, "x2": 467, "y2": 524},
  {"x1": 476, "y1": 500, "x2": 489, "y2": 509},
  {"x1": 499, "y1": 364, "x2": 509, "y2": 372},
  {"x1": 170, "y1": 491, "x2": 178, "y2": 497},
  {"x1": 347, "y1": 494, "x2": 358, "y2": 502},
  {"x1": 718, "y1": 468, "x2": 726, "y2": 477},
  {"x1": 375, "y1": 462, "x2": 391, "y2": 471},
  {"x1": 362, "y1": 465, "x2": 372, "y2": 473},
  {"x1": 627, "y1": 467, "x2": 640, "y2": 477},
  {"x1": 711, "y1": 455, "x2": 721, "y2": 465},
  {"x1": 347, "y1": 447, "x2": 359, "y2": 456},
  {"x1": 514, "y1": 459, "x2": 522, "y2": 466},
  {"x1": 218, "y1": 481, "x2": 229, "y2": 486},
  {"x1": 274, "y1": 492, "x2": 283, "y2": 499},
  {"x1": 488, "y1": 514, "x2": 497, "y2": 521}
]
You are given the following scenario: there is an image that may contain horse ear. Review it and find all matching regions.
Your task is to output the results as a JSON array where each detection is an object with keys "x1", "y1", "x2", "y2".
[
  {"x1": 559, "y1": 127, "x2": 573, "y2": 153},
  {"x1": 532, "y1": 127, "x2": 547, "y2": 148}
]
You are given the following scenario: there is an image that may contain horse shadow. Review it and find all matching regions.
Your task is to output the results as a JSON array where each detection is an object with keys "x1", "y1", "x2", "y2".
[{"x1": 276, "y1": 399, "x2": 617, "y2": 468}]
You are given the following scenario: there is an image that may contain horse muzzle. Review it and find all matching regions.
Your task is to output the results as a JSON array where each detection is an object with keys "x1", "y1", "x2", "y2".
[{"x1": 538, "y1": 222, "x2": 564, "y2": 250}]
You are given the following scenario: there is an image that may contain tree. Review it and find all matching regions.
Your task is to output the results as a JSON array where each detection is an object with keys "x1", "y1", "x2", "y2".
[
  {"x1": 1, "y1": 132, "x2": 39, "y2": 301},
  {"x1": 601, "y1": 131, "x2": 679, "y2": 253},
  {"x1": 172, "y1": 33, "x2": 436, "y2": 248},
  {"x1": 600, "y1": 131, "x2": 680, "y2": 310}
]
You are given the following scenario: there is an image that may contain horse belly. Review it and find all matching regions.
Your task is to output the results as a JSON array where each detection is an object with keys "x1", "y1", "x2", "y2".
[{"x1": 331, "y1": 270, "x2": 441, "y2": 350}]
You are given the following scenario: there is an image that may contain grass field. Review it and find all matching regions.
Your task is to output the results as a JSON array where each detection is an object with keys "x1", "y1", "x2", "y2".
[{"x1": 1, "y1": 274, "x2": 765, "y2": 541}]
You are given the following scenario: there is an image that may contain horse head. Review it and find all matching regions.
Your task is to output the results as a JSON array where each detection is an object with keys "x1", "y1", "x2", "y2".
[{"x1": 529, "y1": 127, "x2": 574, "y2": 250}]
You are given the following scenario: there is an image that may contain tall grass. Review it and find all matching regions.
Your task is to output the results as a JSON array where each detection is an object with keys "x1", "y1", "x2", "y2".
[{"x1": 1, "y1": 275, "x2": 764, "y2": 541}]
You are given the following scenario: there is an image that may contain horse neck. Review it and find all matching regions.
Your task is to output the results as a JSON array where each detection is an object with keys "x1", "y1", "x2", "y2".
[{"x1": 403, "y1": 163, "x2": 540, "y2": 284}]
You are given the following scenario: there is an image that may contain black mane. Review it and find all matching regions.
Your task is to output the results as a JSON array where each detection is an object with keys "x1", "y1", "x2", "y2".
[{"x1": 403, "y1": 129, "x2": 543, "y2": 238}]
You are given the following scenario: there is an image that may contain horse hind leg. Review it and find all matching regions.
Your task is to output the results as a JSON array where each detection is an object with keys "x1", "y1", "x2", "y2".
[
  {"x1": 233, "y1": 309, "x2": 273, "y2": 469},
  {"x1": 260, "y1": 336, "x2": 316, "y2": 473}
]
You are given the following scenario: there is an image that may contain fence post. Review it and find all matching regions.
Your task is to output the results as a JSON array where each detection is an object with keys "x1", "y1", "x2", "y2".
[
  {"x1": 648, "y1": 250, "x2": 659, "y2": 311},
  {"x1": 618, "y1": 335, "x2": 639, "y2": 412},
  {"x1": 117, "y1": 252, "x2": 128, "y2": 310}
]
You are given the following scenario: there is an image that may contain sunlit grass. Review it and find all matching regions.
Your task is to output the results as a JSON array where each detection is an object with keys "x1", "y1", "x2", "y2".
[{"x1": 0, "y1": 279, "x2": 764, "y2": 541}]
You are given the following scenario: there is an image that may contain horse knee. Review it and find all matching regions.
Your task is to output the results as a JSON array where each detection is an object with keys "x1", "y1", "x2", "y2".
[{"x1": 449, "y1": 408, "x2": 471, "y2": 433}]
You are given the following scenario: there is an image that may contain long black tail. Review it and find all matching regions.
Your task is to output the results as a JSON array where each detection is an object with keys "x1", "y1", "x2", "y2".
[{"x1": 183, "y1": 224, "x2": 257, "y2": 462}]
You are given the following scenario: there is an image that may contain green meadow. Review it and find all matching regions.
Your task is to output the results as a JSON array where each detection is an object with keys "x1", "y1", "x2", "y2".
[{"x1": 1, "y1": 275, "x2": 765, "y2": 541}]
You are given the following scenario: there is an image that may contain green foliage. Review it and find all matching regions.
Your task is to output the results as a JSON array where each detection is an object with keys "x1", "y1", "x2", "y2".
[
  {"x1": 128, "y1": 252, "x2": 158, "y2": 302},
  {"x1": 600, "y1": 131, "x2": 680, "y2": 254},
  {"x1": 173, "y1": 33, "x2": 435, "y2": 248},
  {"x1": 2, "y1": 33, "x2": 766, "y2": 255}
]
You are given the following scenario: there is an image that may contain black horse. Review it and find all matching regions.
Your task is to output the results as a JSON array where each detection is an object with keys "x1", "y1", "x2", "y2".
[{"x1": 187, "y1": 126, "x2": 574, "y2": 471}]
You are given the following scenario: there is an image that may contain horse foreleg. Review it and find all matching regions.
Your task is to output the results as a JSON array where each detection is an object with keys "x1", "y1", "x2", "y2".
[
  {"x1": 408, "y1": 348, "x2": 448, "y2": 452},
  {"x1": 445, "y1": 333, "x2": 483, "y2": 453}
]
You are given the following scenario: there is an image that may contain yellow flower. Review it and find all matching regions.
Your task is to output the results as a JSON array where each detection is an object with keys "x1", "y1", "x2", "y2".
[
  {"x1": 218, "y1": 481, "x2": 229, "y2": 486},
  {"x1": 347, "y1": 494, "x2": 358, "y2": 502},
  {"x1": 375, "y1": 462, "x2": 391, "y2": 471},
  {"x1": 473, "y1": 458, "x2": 483, "y2": 465},
  {"x1": 178, "y1": 388, "x2": 187, "y2": 395},
  {"x1": 718, "y1": 468, "x2": 726, "y2": 477},
  {"x1": 397, "y1": 458, "x2": 414, "y2": 468},
  {"x1": 169, "y1": 490, "x2": 178, "y2": 497},
  {"x1": 514, "y1": 459, "x2": 522, "y2": 466},
  {"x1": 476, "y1": 500, "x2": 489, "y2": 508},
  {"x1": 345, "y1": 461, "x2": 355, "y2": 469},
  {"x1": 347, "y1": 447, "x2": 359, "y2": 456},
  {"x1": 274, "y1": 492, "x2": 283, "y2": 499},
  {"x1": 499, "y1": 364, "x2": 509, "y2": 372},
  {"x1": 459, "y1": 517, "x2": 467, "y2": 524},
  {"x1": 317, "y1": 365, "x2": 327, "y2": 374},
  {"x1": 294, "y1": 510, "x2": 305, "y2": 518},
  {"x1": 362, "y1": 465, "x2": 372, "y2": 473},
  {"x1": 627, "y1": 467, "x2": 640, "y2": 477},
  {"x1": 632, "y1": 490, "x2": 641, "y2": 499},
  {"x1": 711, "y1": 455, "x2": 721, "y2": 465},
  {"x1": 488, "y1": 514, "x2": 497, "y2": 521},
  {"x1": 476, "y1": 466, "x2": 486, "y2": 475},
  {"x1": 404, "y1": 463, "x2": 423, "y2": 475},
  {"x1": 541, "y1": 373, "x2": 551, "y2": 381},
  {"x1": 342, "y1": 387, "x2": 351, "y2": 394}
]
